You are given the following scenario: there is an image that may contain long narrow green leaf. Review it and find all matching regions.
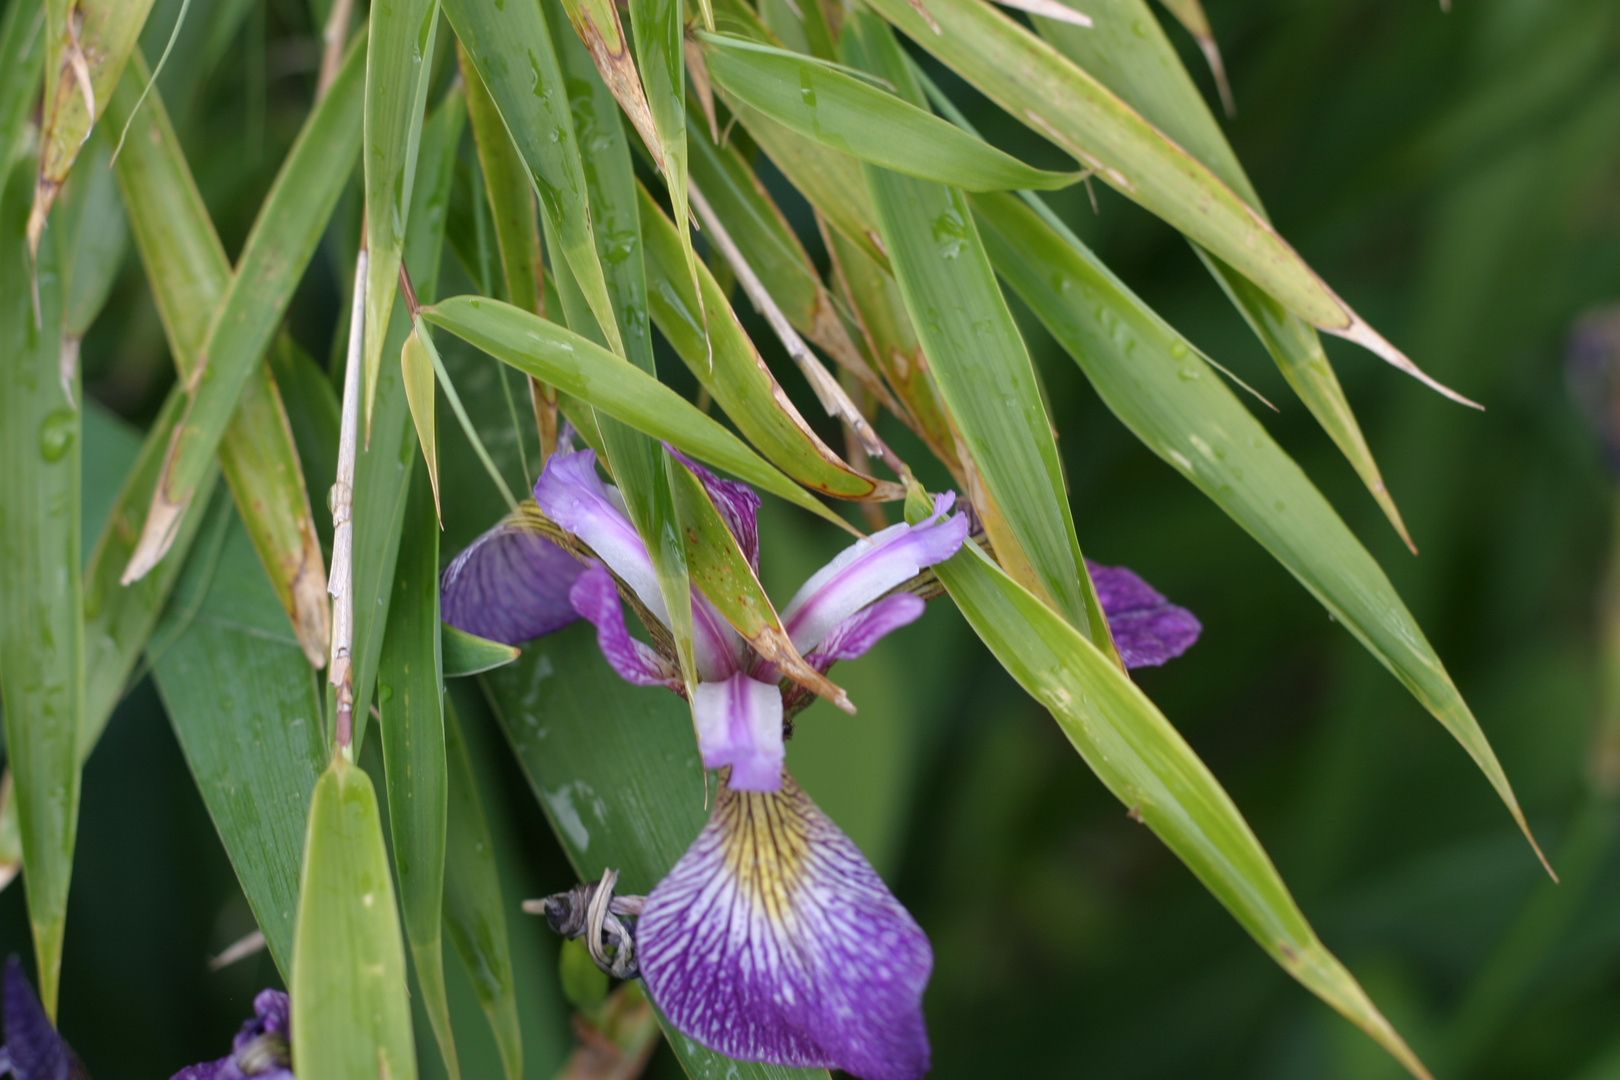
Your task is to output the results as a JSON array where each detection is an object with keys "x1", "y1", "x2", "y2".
[
  {"x1": 969, "y1": 186, "x2": 1546, "y2": 867},
  {"x1": 441, "y1": 0, "x2": 623, "y2": 356},
  {"x1": 150, "y1": 496, "x2": 326, "y2": 977},
  {"x1": 379, "y1": 461, "x2": 455, "y2": 1079},
  {"x1": 628, "y1": 0, "x2": 699, "y2": 314},
  {"x1": 703, "y1": 33, "x2": 1078, "y2": 192},
  {"x1": 858, "y1": 0, "x2": 1469, "y2": 401},
  {"x1": 442, "y1": 698, "x2": 523, "y2": 1080},
  {"x1": 30, "y1": 0, "x2": 156, "y2": 247},
  {"x1": 420, "y1": 296, "x2": 848, "y2": 529},
  {"x1": 905, "y1": 482, "x2": 1431, "y2": 1078},
  {"x1": 123, "y1": 34, "x2": 364, "y2": 594},
  {"x1": 0, "y1": 153, "x2": 79, "y2": 1019},
  {"x1": 363, "y1": 0, "x2": 440, "y2": 435},
  {"x1": 0, "y1": 0, "x2": 45, "y2": 177},
  {"x1": 291, "y1": 754, "x2": 419, "y2": 1080},
  {"x1": 351, "y1": 84, "x2": 463, "y2": 756},
  {"x1": 106, "y1": 50, "x2": 331, "y2": 669},
  {"x1": 639, "y1": 183, "x2": 901, "y2": 502},
  {"x1": 442, "y1": 624, "x2": 519, "y2": 677},
  {"x1": 481, "y1": 624, "x2": 830, "y2": 1080},
  {"x1": 1030, "y1": 0, "x2": 1411, "y2": 544},
  {"x1": 57, "y1": 126, "x2": 125, "y2": 348},
  {"x1": 458, "y1": 47, "x2": 542, "y2": 316},
  {"x1": 849, "y1": 15, "x2": 1112, "y2": 649}
]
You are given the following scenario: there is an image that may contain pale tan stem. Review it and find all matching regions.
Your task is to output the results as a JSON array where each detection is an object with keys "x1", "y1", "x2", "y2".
[{"x1": 328, "y1": 246, "x2": 366, "y2": 755}]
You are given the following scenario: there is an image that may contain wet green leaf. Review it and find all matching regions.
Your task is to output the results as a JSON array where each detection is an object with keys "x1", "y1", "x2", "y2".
[
  {"x1": 441, "y1": 624, "x2": 519, "y2": 678},
  {"x1": 0, "y1": 0, "x2": 45, "y2": 177},
  {"x1": 291, "y1": 754, "x2": 419, "y2": 1080},
  {"x1": 969, "y1": 186, "x2": 1546, "y2": 872},
  {"x1": 363, "y1": 0, "x2": 440, "y2": 435},
  {"x1": 379, "y1": 460, "x2": 455, "y2": 1079},
  {"x1": 849, "y1": 15, "x2": 1113, "y2": 649},
  {"x1": 0, "y1": 151, "x2": 79, "y2": 1019},
  {"x1": 904, "y1": 483, "x2": 1430, "y2": 1080},
  {"x1": 402, "y1": 321, "x2": 441, "y2": 515}
]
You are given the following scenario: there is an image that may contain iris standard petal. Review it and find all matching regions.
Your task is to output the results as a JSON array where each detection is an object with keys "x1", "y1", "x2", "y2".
[
  {"x1": 568, "y1": 565, "x2": 684, "y2": 691},
  {"x1": 667, "y1": 448, "x2": 762, "y2": 571},
  {"x1": 782, "y1": 492, "x2": 967, "y2": 656},
  {"x1": 2, "y1": 956, "x2": 79, "y2": 1080},
  {"x1": 638, "y1": 773, "x2": 932, "y2": 1080},
  {"x1": 691, "y1": 674, "x2": 785, "y2": 791},
  {"x1": 440, "y1": 503, "x2": 584, "y2": 645},
  {"x1": 1087, "y1": 561, "x2": 1202, "y2": 668},
  {"x1": 534, "y1": 450, "x2": 667, "y2": 621}
]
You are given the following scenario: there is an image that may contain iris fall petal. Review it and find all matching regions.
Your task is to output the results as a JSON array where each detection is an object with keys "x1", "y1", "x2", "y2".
[
  {"x1": 638, "y1": 774, "x2": 932, "y2": 1080},
  {"x1": 1087, "y1": 560, "x2": 1202, "y2": 668},
  {"x1": 440, "y1": 503, "x2": 583, "y2": 645},
  {"x1": 2, "y1": 957, "x2": 85, "y2": 1080}
]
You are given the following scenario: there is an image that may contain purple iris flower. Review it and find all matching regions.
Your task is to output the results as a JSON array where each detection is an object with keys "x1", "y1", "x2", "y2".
[
  {"x1": 0, "y1": 957, "x2": 88, "y2": 1080},
  {"x1": 169, "y1": 990, "x2": 292, "y2": 1080},
  {"x1": 442, "y1": 449, "x2": 1199, "y2": 1080}
]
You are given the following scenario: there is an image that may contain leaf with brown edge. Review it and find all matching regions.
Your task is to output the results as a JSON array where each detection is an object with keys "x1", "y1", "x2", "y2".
[
  {"x1": 1156, "y1": 0, "x2": 1234, "y2": 116},
  {"x1": 559, "y1": 0, "x2": 665, "y2": 171}
]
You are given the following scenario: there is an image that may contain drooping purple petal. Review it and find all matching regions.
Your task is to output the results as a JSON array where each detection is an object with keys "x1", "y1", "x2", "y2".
[
  {"x1": 667, "y1": 448, "x2": 762, "y2": 571},
  {"x1": 639, "y1": 773, "x2": 932, "y2": 1080},
  {"x1": 3, "y1": 956, "x2": 80, "y2": 1080},
  {"x1": 1087, "y1": 560, "x2": 1202, "y2": 668},
  {"x1": 781, "y1": 492, "x2": 967, "y2": 656},
  {"x1": 171, "y1": 988, "x2": 294, "y2": 1080},
  {"x1": 568, "y1": 565, "x2": 683, "y2": 692},
  {"x1": 691, "y1": 674, "x2": 785, "y2": 791},
  {"x1": 235, "y1": 991, "x2": 290, "y2": 1046},
  {"x1": 440, "y1": 504, "x2": 583, "y2": 645},
  {"x1": 534, "y1": 450, "x2": 665, "y2": 620},
  {"x1": 812, "y1": 593, "x2": 926, "y2": 665}
]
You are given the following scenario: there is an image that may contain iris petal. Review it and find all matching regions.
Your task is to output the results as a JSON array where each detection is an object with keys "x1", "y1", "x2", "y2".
[
  {"x1": 691, "y1": 674, "x2": 785, "y2": 791},
  {"x1": 811, "y1": 593, "x2": 926, "y2": 665},
  {"x1": 1087, "y1": 560, "x2": 1202, "y2": 668},
  {"x1": 781, "y1": 492, "x2": 967, "y2": 656},
  {"x1": 2, "y1": 956, "x2": 82, "y2": 1080},
  {"x1": 568, "y1": 565, "x2": 683, "y2": 691},
  {"x1": 667, "y1": 448, "x2": 762, "y2": 571},
  {"x1": 534, "y1": 450, "x2": 667, "y2": 622},
  {"x1": 440, "y1": 503, "x2": 583, "y2": 645},
  {"x1": 638, "y1": 773, "x2": 932, "y2": 1080}
]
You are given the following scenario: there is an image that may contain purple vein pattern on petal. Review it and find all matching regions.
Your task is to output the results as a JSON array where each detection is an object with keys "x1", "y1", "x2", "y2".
[
  {"x1": 781, "y1": 493, "x2": 968, "y2": 656},
  {"x1": 3, "y1": 956, "x2": 77, "y2": 1080},
  {"x1": 812, "y1": 593, "x2": 925, "y2": 665},
  {"x1": 1086, "y1": 561, "x2": 1202, "y2": 668},
  {"x1": 568, "y1": 565, "x2": 683, "y2": 691},
  {"x1": 667, "y1": 448, "x2": 762, "y2": 572},
  {"x1": 441, "y1": 503, "x2": 584, "y2": 645},
  {"x1": 639, "y1": 774, "x2": 932, "y2": 1080},
  {"x1": 534, "y1": 450, "x2": 665, "y2": 620},
  {"x1": 691, "y1": 674, "x2": 785, "y2": 791}
]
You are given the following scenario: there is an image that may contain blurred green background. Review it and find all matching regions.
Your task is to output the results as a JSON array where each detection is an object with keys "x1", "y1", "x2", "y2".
[{"x1": 3, "y1": 0, "x2": 1619, "y2": 1076}]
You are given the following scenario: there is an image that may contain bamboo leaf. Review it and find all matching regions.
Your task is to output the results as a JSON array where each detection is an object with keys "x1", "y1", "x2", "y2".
[
  {"x1": 441, "y1": 0, "x2": 624, "y2": 356},
  {"x1": 150, "y1": 496, "x2": 326, "y2": 978},
  {"x1": 859, "y1": 0, "x2": 1472, "y2": 402},
  {"x1": 402, "y1": 321, "x2": 441, "y2": 515},
  {"x1": 458, "y1": 45, "x2": 542, "y2": 317},
  {"x1": 969, "y1": 186, "x2": 1548, "y2": 871},
  {"x1": 702, "y1": 32, "x2": 1080, "y2": 192},
  {"x1": 1029, "y1": 0, "x2": 1410, "y2": 544},
  {"x1": 30, "y1": 0, "x2": 157, "y2": 250},
  {"x1": 442, "y1": 623, "x2": 519, "y2": 677},
  {"x1": 628, "y1": 0, "x2": 700, "y2": 316},
  {"x1": 291, "y1": 754, "x2": 419, "y2": 1080},
  {"x1": 363, "y1": 0, "x2": 440, "y2": 435},
  {"x1": 351, "y1": 83, "x2": 464, "y2": 756},
  {"x1": 379, "y1": 460, "x2": 456, "y2": 1080},
  {"x1": 106, "y1": 50, "x2": 332, "y2": 668},
  {"x1": 0, "y1": 0, "x2": 45, "y2": 177},
  {"x1": 121, "y1": 35, "x2": 364, "y2": 598},
  {"x1": 420, "y1": 296, "x2": 849, "y2": 530},
  {"x1": 0, "y1": 152, "x2": 79, "y2": 1019},
  {"x1": 905, "y1": 482, "x2": 1431, "y2": 1079},
  {"x1": 480, "y1": 624, "x2": 831, "y2": 1080},
  {"x1": 442, "y1": 698, "x2": 523, "y2": 1080},
  {"x1": 57, "y1": 125, "x2": 125, "y2": 349},
  {"x1": 639, "y1": 182, "x2": 901, "y2": 502},
  {"x1": 1154, "y1": 0, "x2": 1233, "y2": 116},
  {"x1": 848, "y1": 14, "x2": 1113, "y2": 649}
]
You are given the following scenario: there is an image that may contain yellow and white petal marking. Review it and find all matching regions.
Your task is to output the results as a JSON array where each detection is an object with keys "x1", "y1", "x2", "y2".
[{"x1": 638, "y1": 772, "x2": 932, "y2": 1080}]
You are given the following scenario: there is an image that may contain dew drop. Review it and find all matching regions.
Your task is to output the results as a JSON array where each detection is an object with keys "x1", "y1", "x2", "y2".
[
  {"x1": 39, "y1": 409, "x2": 75, "y2": 462},
  {"x1": 378, "y1": 681, "x2": 394, "y2": 705},
  {"x1": 1168, "y1": 340, "x2": 1188, "y2": 359}
]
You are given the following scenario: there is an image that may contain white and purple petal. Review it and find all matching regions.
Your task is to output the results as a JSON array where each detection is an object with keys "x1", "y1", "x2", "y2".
[
  {"x1": 691, "y1": 674, "x2": 785, "y2": 791},
  {"x1": 568, "y1": 565, "x2": 683, "y2": 692},
  {"x1": 440, "y1": 504, "x2": 583, "y2": 645},
  {"x1": 1087, "y1": 560, "x2": 1202, "y2": 668},
  {"x1": 781, "y1": 492, "x2": 968, "y2": 656},
  {"x1": 810, "y1": 593, "x2": 926, "y2": 665},
  {"x1": 638, "y1": 774, "x2": 932, "y2": 1080},
  {"x1": 534, "y1": 450, "x2": 666, "y2": 621}
]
